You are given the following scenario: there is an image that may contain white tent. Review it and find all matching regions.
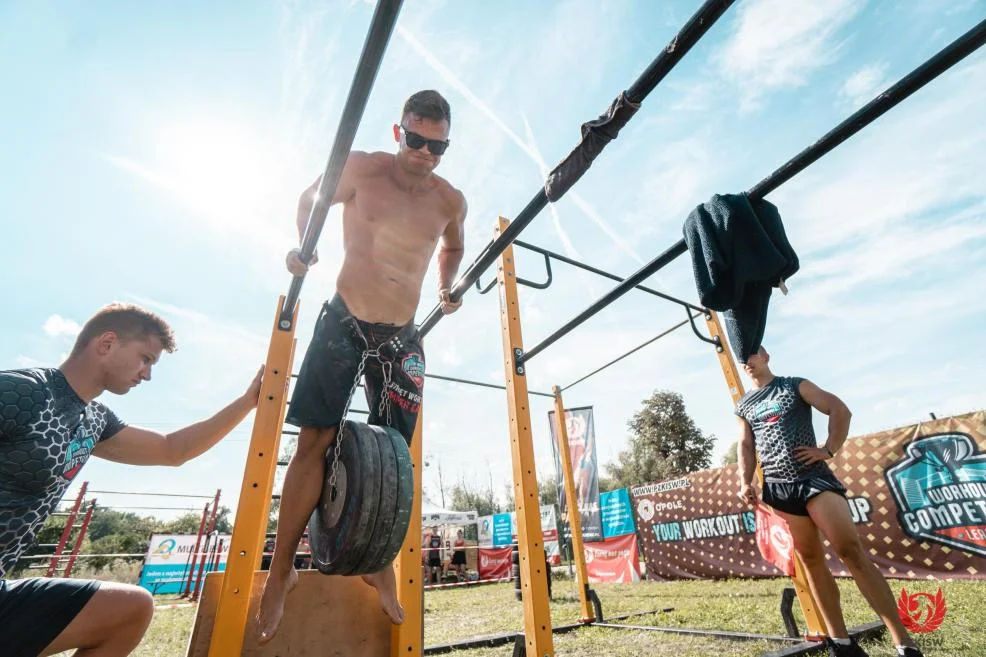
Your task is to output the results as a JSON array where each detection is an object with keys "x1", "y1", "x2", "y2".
[{"x1": 420, "y1": 503, "x2": 477, "y2": 526}]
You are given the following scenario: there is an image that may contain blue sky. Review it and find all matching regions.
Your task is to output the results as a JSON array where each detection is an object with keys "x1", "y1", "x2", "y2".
[{"x1": 2, "y1": 0, "x2": 984, "y2": 519}]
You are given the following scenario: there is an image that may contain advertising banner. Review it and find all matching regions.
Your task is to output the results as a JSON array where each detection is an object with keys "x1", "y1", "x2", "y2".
[
  {"x1": 478, "y1": 547, "x2": 513, "y2": 580},
  {"x1": 600, "y1": 488, "x2": 636, "y2": 538},
  {"x1": 631, "y1": 411, "x2": 986, "y2": 581},
  {"x1": 139, "y1": 533, "x2": 231, "y2": 594},
  {"x1": 549, "y1": 406, "x2": 603, "y2": 542},
  {"x1": 584, "y1": 534, "x2": 641, "y2": 583}
]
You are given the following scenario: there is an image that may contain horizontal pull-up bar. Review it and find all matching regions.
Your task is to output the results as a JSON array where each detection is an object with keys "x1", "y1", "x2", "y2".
[
  {"x1": 514, "y1": 240, "x2": 706, "y2": 313},
  {"x1": 519, "y1": 17, "x2": 986, "y2": 366},
  {"x1": 416, "y1": 0, "x2": 734, "y2": 338},
  {"x1": 562, "y1": 315, "x2": 696, "y2": 391},
  {"x1": 426, "y1": 372, "x2": 554, "y2": 398},
  {"x1": 278, "y1": 0, "x2": 403, "y2": 330}
]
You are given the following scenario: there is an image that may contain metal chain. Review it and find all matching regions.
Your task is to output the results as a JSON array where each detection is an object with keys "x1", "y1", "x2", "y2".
[
  {"x1": 326, "y1": 324, "x2": 397, "y2": 491},
  {"x1": 327, "y1": 351, "x2": 369, "y2": 492}
]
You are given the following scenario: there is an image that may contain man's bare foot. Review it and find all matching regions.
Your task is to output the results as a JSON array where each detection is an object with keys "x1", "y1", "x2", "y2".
[
  {"x1": 256, "y1": 567, "x2": 298, "y2": 644},
  {"x1": 361, "y1": 572, "x2": 405, "y2": 625}
]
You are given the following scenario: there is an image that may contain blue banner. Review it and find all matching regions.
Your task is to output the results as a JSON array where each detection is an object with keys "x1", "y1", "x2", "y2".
[
  {"x1": 492, "y1": 513, "x2": 513, "y2": 547},
  {"x1": 600, "y1": 488, "x2": 636, "y2": 538},
  {"x1": 138, "y1": 562, "x2": 226, "y2": 595}
]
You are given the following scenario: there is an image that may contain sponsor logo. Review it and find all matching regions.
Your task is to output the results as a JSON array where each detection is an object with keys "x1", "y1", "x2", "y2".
[
  {"x1": 401, "y1": 353, "x2": 425, "y2": 387},
  {"x1": 62, "y1": 426, "x2": 96, "y2": 480},
  {"x1": 153, "y1": 538, "x2": 178, "y2": 560},
  {"x1": 631, "y1": 478, "x2": 691, "y2": 497},
  {"x1": 752, "y1": 400, "x2": 784, "y2": 424},
  {"x1": 897, "y1": 588, "x2": 947, "y2": 633},
  {"x1": 885, "y1": 432, "x2": 986, "y2": 557}
]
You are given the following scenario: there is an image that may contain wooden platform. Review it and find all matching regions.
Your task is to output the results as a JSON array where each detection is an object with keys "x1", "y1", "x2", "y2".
[{"x1": 186, "y1": 570, "x2": 392, "y2": 656}]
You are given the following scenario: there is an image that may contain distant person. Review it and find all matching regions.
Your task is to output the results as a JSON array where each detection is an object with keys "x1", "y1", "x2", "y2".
[
  {"x1": 735, "y1": 346, "x2": 923, "y2": 657},
  {"x1": 426, "y1": 527, "x2": 443, "y2": 584},
  {"x1": 450, "y1": 529, "x2": 467, "y2": 579},
  {"x1": 0, "y1": 303, "x2": 262, "y2": 657}
]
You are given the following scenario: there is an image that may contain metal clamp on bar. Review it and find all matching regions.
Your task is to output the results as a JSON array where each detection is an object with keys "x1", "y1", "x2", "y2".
[{"x1": 686, "y1": 308, "x2": 718, "y2": 348}]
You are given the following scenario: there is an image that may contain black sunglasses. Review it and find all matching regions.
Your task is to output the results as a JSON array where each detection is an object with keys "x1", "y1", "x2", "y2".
[{"x1": 401, "y1": 126, "x2": 450, "y2": 156}]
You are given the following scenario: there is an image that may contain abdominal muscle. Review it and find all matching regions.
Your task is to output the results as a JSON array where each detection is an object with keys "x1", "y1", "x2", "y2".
[{"x1": 335, "y1": 209, "x2": 441, "y2": 326}]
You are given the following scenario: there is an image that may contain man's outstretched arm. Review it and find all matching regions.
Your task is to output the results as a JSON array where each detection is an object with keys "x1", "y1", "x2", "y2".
[{"x1": 93, "y1": 367, "x2": 263, "y2": 467}]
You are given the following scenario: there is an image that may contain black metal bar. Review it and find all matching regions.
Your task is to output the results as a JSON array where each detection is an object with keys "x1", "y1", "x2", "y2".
[
  {"x1": 521, "y1": 240, "x2": 687, "y2": 364},
  {"x1": 749, "y1": 17, "x2": 986, "y2": 201},
  {"x1": 422, "y1": 609, "x2": 673, "y2": 655},
  {"x1": 761, "y1": 621, "x2": 885, "y2": 657},
  {"x1": 279, "y1": 0, "x2": 403, "y2": 329},
  {"x1": 521, "y1": 17, "x2": 986, "y2": 365},
  {"x1": 780, "y1": 587, "x2": 799, "y2": 638},
  {"x1": 517, "y1": 252, "x2": 552, "y2": 289},
  {"x1": 686, "y1": 307, "x2": 717, "y2": 346},
  {"x1": 425, "y1": 372, "x2": 554, "y2": 398},
  {"x1": 625, "y1": 0, "x2": 735, "y2": 103},
  {"x1": 515, "y1": 240, "x2": 705, "y2": 312},
  {"x1": 416, "y1": 0, "x2": 734, "y2": 338},
  {"x1": 561, "y1": 315, "x2": 695, "y2": 391},
  {"x1": 592, "y1": 622, "x2": 800, "y2": 643}
]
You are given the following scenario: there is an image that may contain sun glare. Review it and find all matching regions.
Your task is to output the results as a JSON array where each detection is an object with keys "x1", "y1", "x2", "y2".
[{"x1": 152, "y1": 117, "x2": 289, "y2": 238}]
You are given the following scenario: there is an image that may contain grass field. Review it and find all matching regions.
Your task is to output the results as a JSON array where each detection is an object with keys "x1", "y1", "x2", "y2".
[{"x1": 115, "y1": 576, "x2": 980, "y2": 657}]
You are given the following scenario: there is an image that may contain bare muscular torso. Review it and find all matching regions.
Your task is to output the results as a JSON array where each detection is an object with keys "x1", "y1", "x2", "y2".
[{"x1": 333, "y1": 152, "x2": 463, "y2": 325}]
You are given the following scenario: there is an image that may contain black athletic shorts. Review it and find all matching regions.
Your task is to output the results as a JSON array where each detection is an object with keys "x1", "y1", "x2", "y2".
[
  {"x1": 762, "y1": 473, "x2": 847, "y2": 517},
  {"x1": 0, "y1": 577, "x2": 100, "y2": 657},
  {"x1": 451, "y1": 550, "x2": 466, "y2": 566},
  {"x1": 286, "y1": 294, "x2": 424, "y2": 445}
]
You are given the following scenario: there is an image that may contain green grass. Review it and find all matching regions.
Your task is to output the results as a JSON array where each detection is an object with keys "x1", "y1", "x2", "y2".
[{"x1": 122, "y1": 577, "x2": 980, "y2": 656}]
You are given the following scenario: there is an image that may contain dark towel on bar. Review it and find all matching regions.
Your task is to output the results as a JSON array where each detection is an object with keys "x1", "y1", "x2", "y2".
[{"x1": 682, "y1": 193, "x2": 798, "y2": 362}]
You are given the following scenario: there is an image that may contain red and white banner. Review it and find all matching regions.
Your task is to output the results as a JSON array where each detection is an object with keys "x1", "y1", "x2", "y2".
[
  {"x1": 755, "y1": 503, "x2": 796, "y2": 576},
  {"x1": 478, "y1": 547, "x2": 512, "y2": 581},
  {"x1": 584, "y1": 534, "x2": 641, "y2": 584}
]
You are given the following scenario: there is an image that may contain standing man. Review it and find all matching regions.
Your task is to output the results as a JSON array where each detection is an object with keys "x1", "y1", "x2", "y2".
[
  {"x1": 735, "y1": 346, "x2": 923, "y2": 657},
  {"x1": 257, "y1": 89, "x2": 467, "y2": 642},
  {"x1": 0, "y1": 302, "x2": 263, "y2": 657}
]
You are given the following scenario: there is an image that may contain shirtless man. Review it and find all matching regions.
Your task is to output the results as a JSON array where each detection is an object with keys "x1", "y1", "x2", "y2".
[
  {"x1": 256, "y1": 90, "x2": 466, "y2": 643},
  {"x1": 735, "y1": 346, "x2": 923, "y2": 657},
  {"x1": 0, "y1": 303, "x2": 262, "y2": 657}
]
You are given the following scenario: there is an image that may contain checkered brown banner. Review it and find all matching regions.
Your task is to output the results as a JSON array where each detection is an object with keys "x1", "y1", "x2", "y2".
[{"x1": 630, "y1": 410, "x2": 986, "y2": 581}]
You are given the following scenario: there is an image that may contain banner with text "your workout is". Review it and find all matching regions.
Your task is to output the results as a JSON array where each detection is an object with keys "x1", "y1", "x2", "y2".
[
  {"x1": 631, "y1": 410, "x2": 986, "y2": 581},
  {"x1": 548, "y1": 406, "x2": 603, "y2": 542}
]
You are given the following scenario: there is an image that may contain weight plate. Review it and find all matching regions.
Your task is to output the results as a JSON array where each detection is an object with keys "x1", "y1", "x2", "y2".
[
  {"x1": 355, "y1": 424, "x2": 399, "y2": 574},
  {"x1": 308, "y1": 420, "x2": 382, "y2": 575}
]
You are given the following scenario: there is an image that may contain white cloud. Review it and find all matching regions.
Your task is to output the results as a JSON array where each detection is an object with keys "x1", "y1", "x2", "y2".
[
  {"x1": 717, "y1": 0, "x2": 865, "y2": 111},
  {"x1": 15, "y1": 355, "x2": 42, "y2": 368},
  {"x1": 43, "y1": 314, "x2": 81, "y2": 338},
  {"x1": 839, "y1": 62, "x2": 889, "y2": 108}
]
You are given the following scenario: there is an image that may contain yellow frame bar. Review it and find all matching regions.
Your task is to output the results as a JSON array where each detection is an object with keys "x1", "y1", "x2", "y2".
[
  {"x1": 391, "y1": 413, "x2": 424, "y2": 656},
  {"x1": 704, "y1": 311, "x2": 827, "y2": 638},
  {"x1": 495, "y1": 216, "x2": 555, "y2": 657},
  {"x1": 550, "y1": 386, "x2": 595, "y2": 623},
  {"x1": 204, "y1": 296, "x2": 297, "y2": 657}
]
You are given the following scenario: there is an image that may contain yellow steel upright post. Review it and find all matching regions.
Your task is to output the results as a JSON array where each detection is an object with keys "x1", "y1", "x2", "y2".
[
  {"x1": 550, "y1": 386, "x2": 595, "y2": 623},
  {"x1": 205, "y1": 296, "x2": 297, "y2": 657},
  {"x1": 495, "y1": 216, "x2": 555, "y2": 657},
  {"x1": 704, "y1": 310, "x2": 828, "y2": 638},
  {"x1": 391, "y1": 413, "x2": 424, "y2": 656}
]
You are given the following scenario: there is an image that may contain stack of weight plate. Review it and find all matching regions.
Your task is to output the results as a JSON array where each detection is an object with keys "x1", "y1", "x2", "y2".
[{"x1": 307, "y1": 420, "x2": 415, "y2": 575}]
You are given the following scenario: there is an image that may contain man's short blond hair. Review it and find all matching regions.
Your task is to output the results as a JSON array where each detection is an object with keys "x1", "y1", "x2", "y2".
[{"x1": 71, "y1": 303, "x2": 176, "y2": 355}]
